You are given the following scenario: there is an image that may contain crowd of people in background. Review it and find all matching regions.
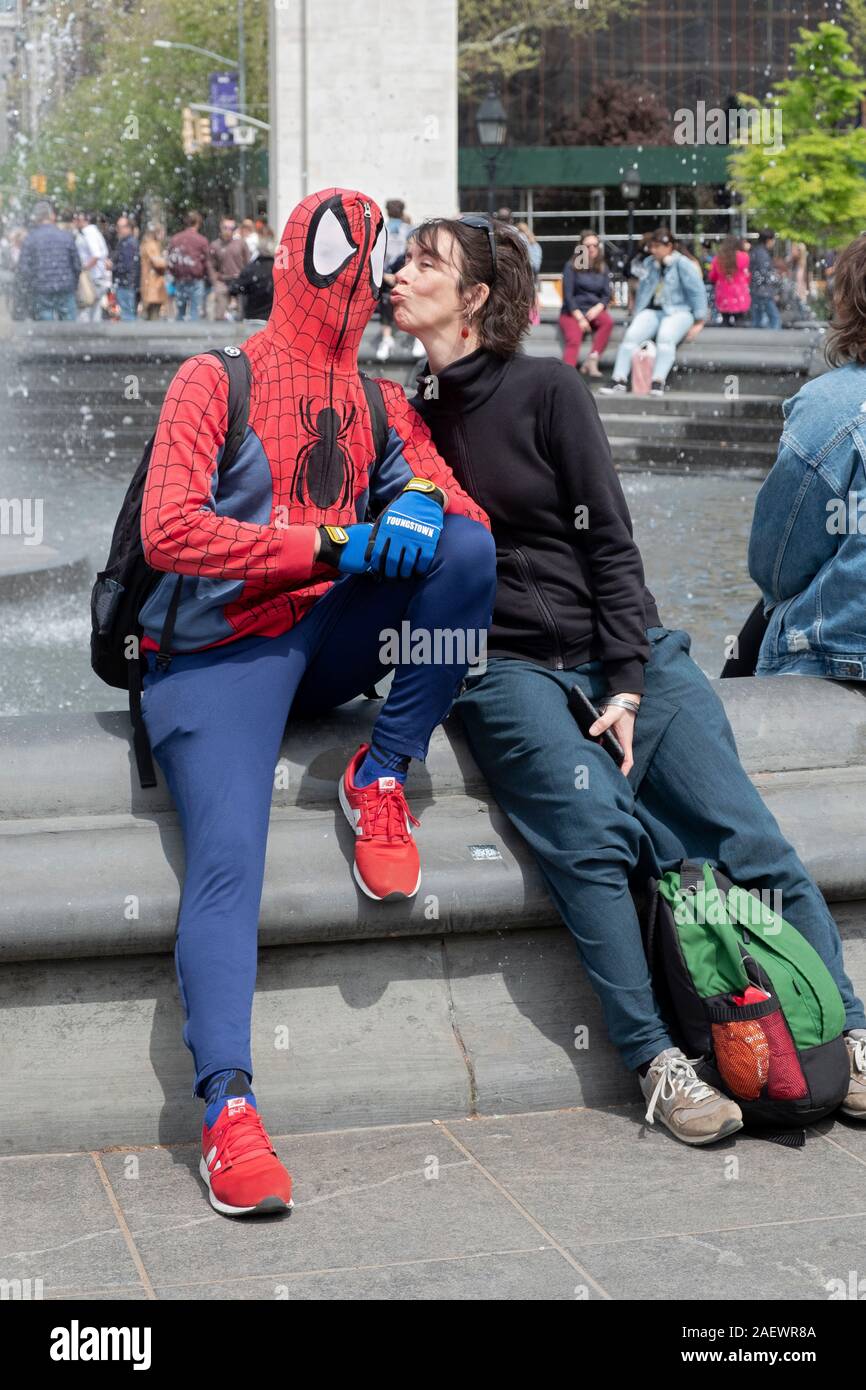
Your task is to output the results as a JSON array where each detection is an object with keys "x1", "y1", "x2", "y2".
[
  {"x1": 0, "y1": 199, "x2": 836, "y2": 380},
  {"x1": 558, "y1": 223, "x2": 830, "y2": 392},
  {"x1": 0, "y1": 204, "x2": 278, "y2": 324}
]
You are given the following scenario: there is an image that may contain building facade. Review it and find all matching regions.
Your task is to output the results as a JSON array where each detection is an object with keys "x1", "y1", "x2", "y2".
[{"x1": 268, "y1": 0, "x2": 459, "y2": 234}]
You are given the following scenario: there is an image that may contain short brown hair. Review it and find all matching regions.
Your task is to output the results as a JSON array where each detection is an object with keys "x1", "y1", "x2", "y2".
[
  {"x1": 826, "y1": 236, "x2": 866, "y2": 366},
  {"x1": 409, "y1": 217, "x2": 536, "y2": 356}
]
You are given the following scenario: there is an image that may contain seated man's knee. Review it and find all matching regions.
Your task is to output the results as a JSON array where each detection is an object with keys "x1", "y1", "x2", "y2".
[{"x1": 437, "y1": 514, "x2": 496, "y2": 587}]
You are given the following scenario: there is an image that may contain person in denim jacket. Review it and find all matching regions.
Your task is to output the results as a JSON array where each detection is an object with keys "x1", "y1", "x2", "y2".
[
  {"x1": 749, "y1": 235, "x2": 866, "y2": 682},
  {"x1": 600, "y1": 228, "x2": 708, "y2": 396}
]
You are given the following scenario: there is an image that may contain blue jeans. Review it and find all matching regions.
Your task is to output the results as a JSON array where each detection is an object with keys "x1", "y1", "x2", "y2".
[
  {"x1": 33, "y1": 290, "x2": 77, "y2": 320},
  {"x1": 454, "y1": 627, "x2": 866, "y2": 1071},
  {"x1": 751, "y1": 295, "x2": 781, "y2": 329},
  {"x1": 116, "y1": 286, "x2": 137, "y2": 320},
  {"x1": 173, "y1": 278, "x2": 206, "y2": 320},
  {"x1": 611, "y1": 307, "x2": 694, "y2": 385},
  {"x1": 141, "y1": 515, "x2": 496, "y2": 1094}
]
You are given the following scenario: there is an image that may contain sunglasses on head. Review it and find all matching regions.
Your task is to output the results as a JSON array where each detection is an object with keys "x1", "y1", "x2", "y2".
[
  {"x1": 457, "y1": 215, "x2": 498, "y2": 284},
  {"x1": 418, "y1": 215, "x2": 498, "y2": 283}
]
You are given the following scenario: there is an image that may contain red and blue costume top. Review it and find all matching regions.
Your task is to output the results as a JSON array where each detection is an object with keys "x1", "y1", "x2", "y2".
[{"x1": 139, "y1": 188, "x2": 489, "y2": 654}]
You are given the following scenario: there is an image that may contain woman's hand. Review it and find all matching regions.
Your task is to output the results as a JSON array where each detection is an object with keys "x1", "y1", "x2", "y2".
[
  {"x1": 589, "y1": 693, "x2": 641, "y2": 777},
  {"x1": 573, "y1": 310, "x2": 591, "y2": 332},
  {"x1": 584, "y1": 303, "x2": 603, "y2": 323},
  {"x1": 684, "y1": 321, "x2": 705, "y2": 343}
]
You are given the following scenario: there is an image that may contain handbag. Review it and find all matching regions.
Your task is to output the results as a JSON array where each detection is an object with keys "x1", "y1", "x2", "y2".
[
  {"x1": 630, "y1": 339, "x2": 656, "y2": 395},
  {"x1": 76, "y1": 269, "x2": 96, "y2": 308}
]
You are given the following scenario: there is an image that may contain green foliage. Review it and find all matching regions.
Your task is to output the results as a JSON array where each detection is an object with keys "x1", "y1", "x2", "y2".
[
  {"x1": 1, "y1": 0, "x2": 268, "y2": 220},
  {"x1": 729, "y1": 22, "x2": 866, "y2": 246},
  {"x1": 1, "y1": 0, "x2": 646, "y2": 216}
]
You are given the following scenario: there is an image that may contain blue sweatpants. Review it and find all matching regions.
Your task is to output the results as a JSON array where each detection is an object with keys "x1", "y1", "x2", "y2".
[
  {"x1": 141, "y1": 514, "x2": 496, "y2": 1095},
  {"x1": 454, "y1": 626, "x2": 866, "y2": 1071}
]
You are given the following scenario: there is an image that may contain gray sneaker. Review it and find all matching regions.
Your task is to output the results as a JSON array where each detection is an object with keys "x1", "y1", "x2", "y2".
[
  {"x1": 840, "y1": 1034, "x2": 866, "y2": 1119},
  {"x1": 639, "y1": 1047, "x2": 743, "y2": 1146}
]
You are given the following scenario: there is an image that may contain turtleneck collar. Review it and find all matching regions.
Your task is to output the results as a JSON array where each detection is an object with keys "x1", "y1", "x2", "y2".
[{"x1": 415, "y1": 346, "x2": 512, "y2": 413}]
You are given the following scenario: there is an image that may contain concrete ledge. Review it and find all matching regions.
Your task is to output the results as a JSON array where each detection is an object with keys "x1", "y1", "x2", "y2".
[
  {"x1": 2, "y1": 676, "x2": 866, "y2": 965},
  {"x1": 6, "y1": 908, "x2": 866, "y2": 1155},
  {"x1": 0, "y1": 539, "x2": 92, "y2": 601},
  {"x1": 0, "y1": 320, "x2": 829, "y2": 379},
  {"x1": 4, "y1": 675, "x2": 866, "y2": 822},
  {"x1": 0, "y1": 795, "x2": 556, "y2": 962},
  {"x1": 4, "y1": 673, "x2": 866, "y2": 1153}
]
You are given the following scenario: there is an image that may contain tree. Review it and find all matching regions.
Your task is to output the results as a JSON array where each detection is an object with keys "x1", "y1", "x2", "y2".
[
  {"x1": 729, "y1": 22, "x2": 866, "y2": 246},
  {"x1": 549, "y1": 78, "x2": 671, "y2": 146},
  {"x1": 842, "y1": 0, "x2": 866, "y2": 78},
  {"x1": 458, "y1": 0, "x2": 646, "y2": 88},
  {"x1": 1, "y1": 0, "x2": 267, "y2": 220}
]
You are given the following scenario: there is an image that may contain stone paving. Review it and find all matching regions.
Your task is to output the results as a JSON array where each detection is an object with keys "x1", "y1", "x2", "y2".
[{"x1": 4, "y1": 1103, "x2": 866, "y2": 1301}]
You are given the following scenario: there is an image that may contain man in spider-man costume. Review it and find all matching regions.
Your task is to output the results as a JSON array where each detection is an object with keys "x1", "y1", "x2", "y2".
[{"x1": 137, "y1": 189, "x2": 495, "y2": 1216}]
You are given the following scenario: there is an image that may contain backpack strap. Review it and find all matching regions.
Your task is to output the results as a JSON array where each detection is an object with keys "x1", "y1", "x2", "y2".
[
  {"x1": 359, "y1": 373, "x2": 389, "y2": 700},
  {"x1": 209, "y1": 346, "x2": 253, "y2": 477},
  {"x1": 360, "y1": 372, "x2": 389, "y2": 466},
  {"x1": 153, "y1": 347, "x2": 252, "y2": 672},
  {"x1": 128, "y1": 654, "x2": 157, "y2": 788},
  {"x1": 678, "y1": 860, "x2": 705, "y2": 896},
  {"x1": 134, "y1": 348, "x2": 252, "y2": 788}
]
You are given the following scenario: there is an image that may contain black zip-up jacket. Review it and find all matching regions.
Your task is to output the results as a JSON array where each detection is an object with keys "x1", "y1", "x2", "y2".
[
  {"x1": 411, "y1": 348, "x2": 661, "y2": 694},
  {"x1": 228, "y1": 254, "x2": 275, "y2": 320}
]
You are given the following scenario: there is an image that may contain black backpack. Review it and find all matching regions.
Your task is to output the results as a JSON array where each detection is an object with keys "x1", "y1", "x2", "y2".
[{"x1": 90, "y1": 348, "x2": 389, "y2": 790}]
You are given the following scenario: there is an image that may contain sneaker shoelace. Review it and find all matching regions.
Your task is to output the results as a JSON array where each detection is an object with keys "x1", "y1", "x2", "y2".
[
  {"x1": 358, "y1": 781, "x2": 419, "y2": 843},
  {"x1": 849, "y1": 1037, "x2": 866, "y2": 1078},
  {"x1": 212, "y1": 1107, "x2": 275, "y2": 1171},
  {"x1": 644, "y1": 1055, "x2": 715, "y2": 1126}
]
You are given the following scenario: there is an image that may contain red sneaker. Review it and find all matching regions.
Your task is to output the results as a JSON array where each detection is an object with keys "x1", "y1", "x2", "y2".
[
  {"x1": 338, "y1": 744, "x2": 421, "y2": 900},
  {"x1": 199, "y1": 1096, "x2": 293, "y2": 1217}
]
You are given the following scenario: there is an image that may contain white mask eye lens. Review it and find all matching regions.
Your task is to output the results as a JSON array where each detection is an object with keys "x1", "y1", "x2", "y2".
[
  {"x1": 370, "y1": 225, "x2": 387, "y2": 290},
  {"x1": 311, "y1": 206, "x2": 357, "y2": 278}
]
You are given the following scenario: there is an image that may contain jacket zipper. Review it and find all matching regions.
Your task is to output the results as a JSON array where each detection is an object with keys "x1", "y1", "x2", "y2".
[
  {"x1": 453, "y1": 417, "x2": 480, "y2": 503},
  {"x1": 513, "y1": 546, "x2": 565, "y2": 669},
  {"x1": 327, "y1": 201, "x2": 374, "y2": 505},
  {"x1": 451, "y1": 405, "x2": 566, "y2": 671},
  {"x1": 332, "y1": 200, "x2": 373, "y2": 361}
]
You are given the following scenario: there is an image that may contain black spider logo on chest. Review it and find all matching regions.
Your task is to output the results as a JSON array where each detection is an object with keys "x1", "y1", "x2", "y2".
[{"x1": 292, "y1": 398, "x2": 357, "y2": 509}]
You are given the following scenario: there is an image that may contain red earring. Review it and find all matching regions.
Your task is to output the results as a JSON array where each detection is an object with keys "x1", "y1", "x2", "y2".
[{"x1": 460, "y1": 324, "x2": 470, "y2": 339}]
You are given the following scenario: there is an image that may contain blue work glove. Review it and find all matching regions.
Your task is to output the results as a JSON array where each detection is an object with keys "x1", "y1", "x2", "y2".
[
  {"x1": 365, "y1": 478, "x2": 446, "y2": 580},
  {"x1": 316, "y1": 523, "x2": 373, "y2": 575}
]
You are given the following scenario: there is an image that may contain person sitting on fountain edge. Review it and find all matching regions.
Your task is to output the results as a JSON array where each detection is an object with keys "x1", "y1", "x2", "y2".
[{"x1": 137, "y1": 188, "x2": 495, "y2": 1217}]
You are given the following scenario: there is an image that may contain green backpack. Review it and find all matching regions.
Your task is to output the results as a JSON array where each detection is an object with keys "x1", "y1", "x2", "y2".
[{"x1": 644, "y1": 861, "x2": 849, "y2": 1129}]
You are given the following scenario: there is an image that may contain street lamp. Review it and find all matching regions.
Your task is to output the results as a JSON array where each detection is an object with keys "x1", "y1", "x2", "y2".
[
  {"x1": 476, "y1": 88, "x2": 508, "y2": 218},
  {"x1": 620, "y1": 165, "x2": 641, "y2": 268},
  {"x1": 152, "y1": 38, "x2": 238, "y2": 67},
  {"x1": 154, "y1": 13, "x2": 250, "y2": 220}
]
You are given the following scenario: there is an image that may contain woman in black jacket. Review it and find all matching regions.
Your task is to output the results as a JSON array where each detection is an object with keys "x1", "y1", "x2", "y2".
[
  {"x1": 559, "y1": 229, "x2": 612, "y2": 377},
  {"x1": 391, "y1": 216, "x2": 866, "y2": 1144}
]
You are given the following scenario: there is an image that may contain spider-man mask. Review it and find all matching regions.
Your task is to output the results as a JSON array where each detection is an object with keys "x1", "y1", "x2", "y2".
[{"x1": 263, "y1": 187, "x2": 387, "y2": 370}]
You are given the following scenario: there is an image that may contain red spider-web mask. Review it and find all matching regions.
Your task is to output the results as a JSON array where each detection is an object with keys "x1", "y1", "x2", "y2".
[{"x1": 260, "y1": 187, "x2": 387, "y2": 371}]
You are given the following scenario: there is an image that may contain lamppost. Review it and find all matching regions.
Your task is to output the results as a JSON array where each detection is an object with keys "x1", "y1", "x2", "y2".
[
  {"x1": 154, "y1": 13, "x2": 250, "y2": 219},
  {"x1": 476, "y1": 88, "x2": 508, "y2": 218},
  {"x1": 620, "y1": 165, "x2": 641, "y2": 270}
]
